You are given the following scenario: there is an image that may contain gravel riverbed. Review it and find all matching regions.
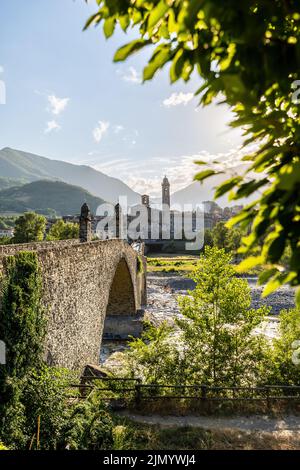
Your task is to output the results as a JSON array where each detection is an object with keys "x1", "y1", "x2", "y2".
[{"x1": 100, "y1": 272, "x2": 295, "y2": 366}]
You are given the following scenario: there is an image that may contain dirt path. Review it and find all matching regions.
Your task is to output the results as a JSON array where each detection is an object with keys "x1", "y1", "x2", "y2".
[{"x1": 118, "y1": 410, "x2": 300, "y2": 433}]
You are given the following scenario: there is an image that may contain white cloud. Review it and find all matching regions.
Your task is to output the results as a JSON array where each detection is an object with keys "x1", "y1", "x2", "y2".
[
  {"x1": 44, "y1": 120, "x2": 61, "y2": 134},
  {"x1": 93, "y1": 120, "x2": 110, "y2": 143},
  {"x1": 163, "y1": 92, "x2": 194, "y2": 108},
  {"x1": 93, "y1": 146, "x2": 254, "y2": 198},
  {"x1": 113, "y1": 125, "x2": 124, "y2": 134},
  {"x1": 47, "y1": 94, "x2": 69, "y2": 115},
  {"x1": 122, "y1": 66, "x2": 142, "y2": 84},
  {"x1": 0, "y1": 66, "x2": 4, "y2": 74}
]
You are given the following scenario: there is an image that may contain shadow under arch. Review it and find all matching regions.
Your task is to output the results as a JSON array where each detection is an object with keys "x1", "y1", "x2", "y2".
[
  {"x1": 106, "y1": 257, "x2": 136, "y2": 316},
  {"x1": 102, "y1": 257, "x2": 142, "y2": 342}
]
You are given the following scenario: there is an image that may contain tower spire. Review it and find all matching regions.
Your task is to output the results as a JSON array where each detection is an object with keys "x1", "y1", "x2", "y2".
[{"x1": 162, "y1": 176, "x2": 170, "y2": 207}]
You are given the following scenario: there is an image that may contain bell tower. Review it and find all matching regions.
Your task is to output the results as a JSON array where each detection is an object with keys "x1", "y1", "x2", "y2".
[{"x1": 162, "y1": 176, "x2": 170, "y2": 207}]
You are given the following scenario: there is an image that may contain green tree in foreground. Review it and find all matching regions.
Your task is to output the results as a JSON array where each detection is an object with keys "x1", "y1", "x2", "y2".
[
  {"x1": 84, "y1": 1, "x2": 300, "y2": 297},
  {"x1": 0, "y1": 252, "x2": 47, "y2": 447},
  {"x1": 126, "y1": 321, "x2": 181, "y2": 385},
  {"x1": 264, "y1": 308, "x2": 300, "y2": 386},
  {"x1": 13, "y1": 212, "x2": 46, "y2": 244},
  {"x1": 178, "y1": 247, "x2": 269, "y2": 386},
  {"x1": 46, "y1": 219, "x2": 79, "y2": 241},
  {"x1": 0, "y1": 251, "x2": 114, "y2": 450}
]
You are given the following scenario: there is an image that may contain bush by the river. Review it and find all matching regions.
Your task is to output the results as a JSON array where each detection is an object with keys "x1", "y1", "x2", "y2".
[{"x1": 124, "y1": 247, "x2": 300, "y2": 388}]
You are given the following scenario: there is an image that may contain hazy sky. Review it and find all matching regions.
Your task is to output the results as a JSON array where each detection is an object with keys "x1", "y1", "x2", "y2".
[{"x1": 0, "y1": 0, "x2": 244, "y2": 197}]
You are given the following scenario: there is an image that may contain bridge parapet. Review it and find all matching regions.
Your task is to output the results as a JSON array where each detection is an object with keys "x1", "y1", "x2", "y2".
[{"x1": 0, "y1": 238, "x2": 147, "y2": 371}]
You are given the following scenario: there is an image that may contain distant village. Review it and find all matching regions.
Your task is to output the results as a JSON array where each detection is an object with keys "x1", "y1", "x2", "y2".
[{"x1": 0, "y1": 176, "x2": 243, "y2": 251}]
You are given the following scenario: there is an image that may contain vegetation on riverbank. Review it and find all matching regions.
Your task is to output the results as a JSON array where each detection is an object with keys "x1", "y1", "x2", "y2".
[
  {"x1": 0, "y1": 252, "x2": 114, "y2": 450},
  {"x1": 124, "y1": 248, "x2": 300, "y2": 392},
  {"x1": 147, "y1": 256, "x2": 198, "y2": 273},
  {"x1": 109, "y1": 418, "x2": 300, "y2": 450},
  {"x1": 1, "y1": 248, "x2": 299, "y2": 450}
]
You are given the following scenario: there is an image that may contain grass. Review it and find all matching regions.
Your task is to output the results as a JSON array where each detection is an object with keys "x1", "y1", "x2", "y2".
[
  {"x1": 147, "y1": 256, "x2": 198, "y2": 273},
  {"x1": 146, "y1": 255, "x2": 270, "y2": 276},
  {"x1": 130, "y1": 397, "x2": 300, "y2": 417},
  {"x1": 112, "y1": 418, "x2": 300, "y2": 450}
]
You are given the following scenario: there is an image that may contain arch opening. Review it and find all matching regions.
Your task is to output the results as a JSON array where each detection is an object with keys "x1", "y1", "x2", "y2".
[
  {"x1": 106, "y1": 258, "x2": 136, "y2": 316},
  {"x1": 101, "y1": 257, "x2": 142, "y2": 343}
]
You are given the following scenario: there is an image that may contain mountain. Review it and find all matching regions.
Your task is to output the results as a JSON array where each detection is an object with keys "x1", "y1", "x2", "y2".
[
  {"x1": 171, "y1": 169, "x2": 258, "y2": 208},
  {"x1": 171, "y1": 177, "x2": 228, "y2": 208},
  {"x1": 0, "y1": 180, "x2": 106, "y2": 217},
  {"x1": 0, "y1": 177, "x2": 25, "y2": 191},
  {"x1": 0, "y1": 147, "x2": 140, "y2": 205}
]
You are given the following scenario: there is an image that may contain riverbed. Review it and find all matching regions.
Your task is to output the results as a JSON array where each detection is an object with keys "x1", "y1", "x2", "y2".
[{"x1": 100, "y1": 272, "x2": 295, "y2": 366}]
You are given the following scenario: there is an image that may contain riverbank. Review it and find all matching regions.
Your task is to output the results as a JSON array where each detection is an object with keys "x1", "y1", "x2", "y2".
[
  {"x1": 101, "y1": 272, "x2": 295, "y2": 368},
  {"x1": 113, "y1": 413, "x2": 300, "y2": 450}
]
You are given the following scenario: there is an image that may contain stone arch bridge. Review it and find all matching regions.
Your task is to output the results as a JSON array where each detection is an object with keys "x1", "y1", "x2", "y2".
[{"x1": 0, "y1": 238, "x2": 147, "y2": 371}]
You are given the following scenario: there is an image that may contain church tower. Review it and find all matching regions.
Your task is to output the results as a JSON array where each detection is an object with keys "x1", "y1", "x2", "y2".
[{"x1": 162, "y1": 176, "x2": 170, "y2": 207}]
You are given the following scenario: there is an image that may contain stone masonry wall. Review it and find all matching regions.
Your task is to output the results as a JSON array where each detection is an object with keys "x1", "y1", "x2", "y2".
[{"x1": 0, "y1": 239, "x2": 147, "y2": 372}]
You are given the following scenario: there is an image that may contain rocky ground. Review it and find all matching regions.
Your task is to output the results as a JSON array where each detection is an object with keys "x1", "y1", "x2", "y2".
[
  {"x1": 100, "y1": 272, "x2": 295, "y2": 365},
  {"x1": 146, "y1": 272, "x2": 295, "y2": 319},
  {"x1": 119, "y1": 410, "x2": 300, "y2": 433}
]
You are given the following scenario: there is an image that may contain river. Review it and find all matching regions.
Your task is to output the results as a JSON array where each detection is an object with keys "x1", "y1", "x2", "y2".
[{"x1": 100, "y1": 272, "x2": 295, "y2": 367}]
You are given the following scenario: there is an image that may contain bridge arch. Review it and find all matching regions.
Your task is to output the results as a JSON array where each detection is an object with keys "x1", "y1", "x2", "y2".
[
  {"x1": 0, "y1": 239, "x2": 146, "y2": 371},
  {"x1": 106, "y1": 257, "x2": 136, "y2": 316}
]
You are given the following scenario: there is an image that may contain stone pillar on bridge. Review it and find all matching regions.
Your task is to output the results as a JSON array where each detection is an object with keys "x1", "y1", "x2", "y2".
[
  {"x1": 79, "y1": 202, "x2": 92, "y2": 243},
  {"x1": 115, "y1": 203, "x2": 122, "y2": 239}
]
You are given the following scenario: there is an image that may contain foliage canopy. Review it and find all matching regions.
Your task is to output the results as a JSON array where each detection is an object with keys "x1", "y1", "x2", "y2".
[
  {"x1": 85, "y1": 0, "x2": 300, "y2": 297},
  {"x1": 46, "y1": 219, "x2": 79, "y2": 241},
  {"x1": 126, "y1": 247, "x2": 270, "y2": 387},
  {"x1": 13, "y1": 212, "x2": 46, "y2": 244}
]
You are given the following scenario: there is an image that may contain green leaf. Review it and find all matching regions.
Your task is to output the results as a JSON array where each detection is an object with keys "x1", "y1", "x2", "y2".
[
  {"x1": 267, "y1": 234, "x2": 286, "y2": 263},
  {"x1": 170, "y1": 49, "x2": 184, "y2": 83},
  {"x1": 214, "y1": 177, "x2": 242, "y2": 199},
  {"x1": 103, "y1": 17, "x2": 116, "y2": 39},
  {"x1": 262, "y1": 272, "x2": 296, "y2": 297},
  {"x1": 226, "y1": 214, "x2": 249, "y2": 229},
  {"x1": 143, "y1": 46, "x2": 172, "y2": 81},
  {"x1": 194, "y1": 169, "x2": 219, "y2": 182},
  {"x1": 119, "y1": 14, "x2": 130, "y2": 32},
  {"x1": 296, "y1": 287, "x2": 300, "y2": 309},
  {"x1": 258, "y1": 268, "x2": 278, "y2": 286},
  {"x1": 83, "y1": 12, "x2": 102, "y2": 31},
  {"x1": 235, "y1": 256, "x2": 264, "y2": 273},
  {"x1": 114, "y1": 40, "x2": 150, "y2": 62},
  {"x1": 262, "y1": 274, "x2": 282, "y2": 297},
  {"x1": 148, "y1": 1, "x2": 169, "y2": 29},
  {"x1": 233, "y1": 179, "x2": 269, "y2": 199}
]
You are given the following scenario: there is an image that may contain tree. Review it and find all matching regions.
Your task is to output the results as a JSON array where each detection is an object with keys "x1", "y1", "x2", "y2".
[
  {"x1": 0, "y1": 251, "x2": 114, "y2": 450},
  {"x1": 212, "y1": 222, "x2": 230, "y2": 251},
  {"x1": 0, "y1": 252, "x2": 46, "y2": 448},
  {"x1": 125, "y1": 321, "x2": 181, "y2": 385},
  {"x1": 264, "y1": 308, "x2": 300, "y2": 386},
  {"x1": 125, "y1": 247, "x2": 270, "y2": 387},
  {"x1": 46, "y1": 219, "x2": 79, "y2": 241},
  {"x1": 227, "y1": 228, "x2": 242, "y2": 254},
  {"x1": 210, "y1": 222, "x2": 242, "y2": 256},
  {"x1": 203, "y1": 228, "x2": 213, "y2": 248},
  {"x1": 0, "y1": 237, "x2": 12, "y2": 245},
  {"x1": 84, "y1": 1, "x2": 300, "y2": 297},
  {"x1": 13, "y1": 212, "x2": 46, "y2": 244},
  {"x1": 177, "y1": 247, "x2": 269, "y2": 386}
]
